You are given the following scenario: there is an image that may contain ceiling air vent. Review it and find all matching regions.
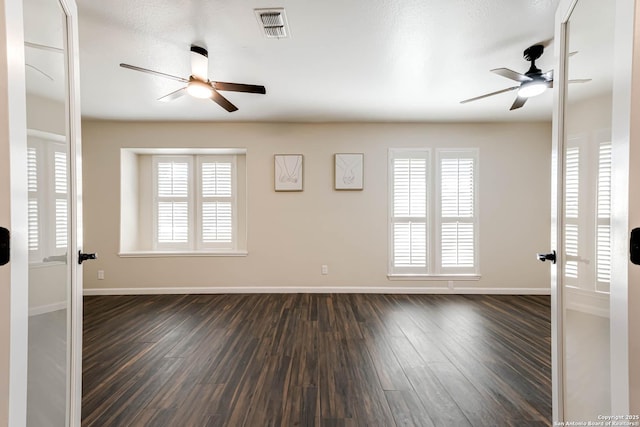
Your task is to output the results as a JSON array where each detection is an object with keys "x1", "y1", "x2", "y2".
[{"x1": 255, "y1": 8, "x2": 289, "y2": 39}]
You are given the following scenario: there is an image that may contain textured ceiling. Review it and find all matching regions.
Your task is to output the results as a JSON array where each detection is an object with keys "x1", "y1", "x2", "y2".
[{"x1": 73, "y1": 0, "x2": 564, "y2": 122}]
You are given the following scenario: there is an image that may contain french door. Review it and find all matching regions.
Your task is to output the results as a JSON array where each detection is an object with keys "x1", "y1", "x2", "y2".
[
  {"x1": 551, "y1": 0, "x2": 635, "y2": 422},
  {"x1": 23, "y1": 0, "x2": 83, "y2": 424}
]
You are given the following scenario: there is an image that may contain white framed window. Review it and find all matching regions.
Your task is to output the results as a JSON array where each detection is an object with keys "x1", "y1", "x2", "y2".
[
  {"x1": 152, "y1": 154, "x2": 238, "y2": 252},
  {"x1": 27, "y1": 131, "x2": 68, "y2": 264},
  {"x1": 389, "y1": 148, "x2": 479, "y2": 277}
]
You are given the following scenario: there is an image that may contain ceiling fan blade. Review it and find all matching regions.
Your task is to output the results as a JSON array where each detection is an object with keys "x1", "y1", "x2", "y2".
[
  {"x1": 510, "y1": 96, "x2": 528, "y2": 110},
  {"x1": 491, "y1": 68, "x2": 533, "y2": 83},
  {"x1": 210, "y1": 89, "x2": 238, "y2": 112},
  {"x1": 537, "y1": 38, "x2": 553, "y2": 48},
  {"x1": 120, "y1": 63, "x2": 188, "y2": 83},
  {"x1": 544, "y1": 70, "x2": 554, "y2": 81},
  {"x1": 26, "y1": 63, "x2": 54, "y2": 81},
  {"x1": 213, "y1": 81, "x2": 266, "y2": 94},
  {"x1": 460, "y1": 86, "x2": 519, "y2": 104},
  {"x1": 190, "y1": 45, "x2": 208, "y2": 81},
  {"x1": 158, "y1": 87, "x2": 187, "y2": 102},
  {"x1": 568, "y1": 78, "x2": 592, "y2": 84}
]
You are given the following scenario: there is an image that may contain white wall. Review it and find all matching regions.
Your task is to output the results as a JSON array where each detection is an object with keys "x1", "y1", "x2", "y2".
[{"x1": 82, "y1": 120, "x2": 552, "y2": 293}]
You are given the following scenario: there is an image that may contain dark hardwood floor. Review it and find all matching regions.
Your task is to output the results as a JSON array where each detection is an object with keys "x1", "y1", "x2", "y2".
[{"x1": 82, "y1": 294, "x2": 551, "y2": 426}]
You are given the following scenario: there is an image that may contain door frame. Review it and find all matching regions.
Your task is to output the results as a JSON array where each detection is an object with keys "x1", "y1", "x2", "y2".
[
  {"x1": 552, "y1": 0, "x2": 635, "y2": 421},
  {"x1": 60, "y1": 0, "x2": 83, "y2": 423}
]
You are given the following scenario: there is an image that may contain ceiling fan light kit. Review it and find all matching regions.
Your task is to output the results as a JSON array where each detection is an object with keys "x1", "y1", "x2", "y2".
[
  {"x1": 119, "y1": 45, "x2": 266, "y2": 112},
  {"x1": 187, "y1": 78, "x2": 214, "y2": 99},
  {"x1": 518, "y1": 80, "x2": 548, "y2": 98}
]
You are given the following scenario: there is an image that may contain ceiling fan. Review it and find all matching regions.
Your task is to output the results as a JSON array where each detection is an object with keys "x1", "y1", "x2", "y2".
[
  {"x1": 119, "y1": 45, "x2": 266, "y2": 112},
  {"x1": 460, "y1": 44, "x2": 591, "y2": 110}
]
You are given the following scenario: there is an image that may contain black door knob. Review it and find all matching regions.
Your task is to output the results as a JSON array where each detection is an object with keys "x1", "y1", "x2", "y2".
[
  {"x1": 537, "y1": 250, "x2": 556, "y2": 264},
  {"x1": 0, "y1": 227, "x2": 9, "y2": 266},
  {"x1": 78, "y1": 251, "x2": 97, "y2": 265}
]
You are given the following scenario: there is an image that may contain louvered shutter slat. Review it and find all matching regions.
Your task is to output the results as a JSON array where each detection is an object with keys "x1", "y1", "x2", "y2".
[
  {"x1": 28, "y1": 199, "x2": 39, "y2": 251},
  {"x1": 55, "y1": 198, "x2": 67, "y2": 248},
  {"x1": 158, "y1": 201, "x2": 189, "y2": 243},
  {"x1": 393, "y1": 222, "x2": 426, "y2": 267},
  {"x1": 393, "y1": 158, "x2": 426, "y2": 217},
  {"x1": 158, "y1": 162, "x2": 188, "y2": 197},
  {"x1": 54, "y1": 151, "x2": 67, "y2": 194},
  {"x1": 565, "y1": 147, "x2": 580, "y2": 218},
  {"x1": 28, "y1": 147, "x2": 39, "y2": 252},
  {"x1": 596, "y1": 225, "x2": 611, "y2": 283},
  {"x1": 564, "y1": 147, "x2": 580, "y2": 280},
  {"x1": 564, "y1": 223, "x2": 579, "y2": 278},
  {"x1": 596, "y1": 142, "x2": 612, "y2": 283},
  {"x1": 28, "y1": 147, "x2": 38, "y2": 192},
  {"x1": 202, "y1": 162, "x2": 232, "y2": 197},
  {"x1": 202, "y1": 202, "x2": 233, "y2": 242}
]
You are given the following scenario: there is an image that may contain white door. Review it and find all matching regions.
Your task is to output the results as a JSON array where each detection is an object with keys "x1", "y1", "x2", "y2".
[
  {"x1": 550, "y1": 0, "x2": 636, "y2": 422},
  {"x1": 23, "y1": 0, "x2": 84, "y2": 424}
]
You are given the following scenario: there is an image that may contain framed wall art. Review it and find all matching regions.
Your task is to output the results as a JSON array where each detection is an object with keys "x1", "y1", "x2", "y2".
[
  {"x1": 334, "y1": 153, "x2": 363, "y2": 190},
  {"x1": 274, "y1": 154, "x2": 303, "y2": 191}
]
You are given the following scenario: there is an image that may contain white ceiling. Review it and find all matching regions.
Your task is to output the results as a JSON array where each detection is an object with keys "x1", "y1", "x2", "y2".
[{"x1": 74, "y1": 0, "x2": 563, "y2": 122}]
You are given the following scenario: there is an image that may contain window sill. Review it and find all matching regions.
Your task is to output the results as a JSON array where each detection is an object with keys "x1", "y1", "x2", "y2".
[
  {"x1": 29, "y1": 261, "x2": 66, "y2": 269},
  {"x1": 387, "y1": 274, "x2": 481, "y2": 281},
  {"x1": 118, "y1": 250, "x2": 248, "y2": 258}
]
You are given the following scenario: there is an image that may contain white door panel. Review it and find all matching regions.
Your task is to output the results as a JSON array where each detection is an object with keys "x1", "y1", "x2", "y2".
[
  {"x1": 552, "y1": 0, "x2": 636, "y2": 421},
  {"x1": 23, "y1": 0, "x2": 83, "y2": 424}
]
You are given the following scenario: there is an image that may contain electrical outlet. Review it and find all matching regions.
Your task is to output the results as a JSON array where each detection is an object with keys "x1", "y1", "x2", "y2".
[
  {"x1": 97, "y1": 270, "x2": 104, "y2": 280},
  {"x1": 321, "y1": 265, "x2": 328, "y2": 275}
]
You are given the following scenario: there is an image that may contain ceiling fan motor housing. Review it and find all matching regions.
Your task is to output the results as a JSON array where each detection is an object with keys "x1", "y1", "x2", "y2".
[
  {"x1": 190, "y1": 45, "x2": 208, "y2": 58},
  {"x1": 523, "y1": 44, "x2": 544, "y2": 62},
  {"x1": 524, "y1": 44, "x2": 544, "y2": 76}
]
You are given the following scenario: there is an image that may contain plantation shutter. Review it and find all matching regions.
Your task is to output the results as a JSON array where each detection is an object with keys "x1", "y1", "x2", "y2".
[
  {"x1": 200, "y1": 157, "x2": 235, "y2": 247},
  {"x1": 438, "y1": 153, "x2": 476, "y2": 271},
  {"x1": 564, "y1": 146, "x2": 580, "y2": 280},
  {"x1": 155, "y1": 158, "x2": 190, "y2": 247},
  {"x1": 27, "y1": 146, "x2": 39, "y2": 255},
  {"x1": 596, "y1": 142, "x2": 612, "y2": 287},
  {"x1": 390, "y1": 151, "x2": 428, "y2": 273},
  {"x1": 54, "y1": 149, "x2": 68, "y2": 251}
]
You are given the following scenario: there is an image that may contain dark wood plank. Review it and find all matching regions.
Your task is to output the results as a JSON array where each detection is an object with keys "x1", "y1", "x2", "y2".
[{"x1": 82, "y1": 294, "x2": 551, "y2": 426}]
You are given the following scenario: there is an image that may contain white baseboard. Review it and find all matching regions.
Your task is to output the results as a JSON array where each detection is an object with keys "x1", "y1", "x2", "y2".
[
  {"x1": 84, "y1": 286, "x2": 551, "y2": 296},
  {"x1": 29, "y1": 301, "x2": 66, "y2": 316}
]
